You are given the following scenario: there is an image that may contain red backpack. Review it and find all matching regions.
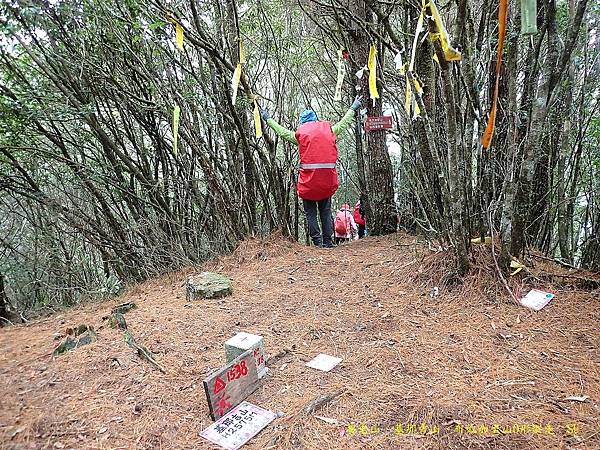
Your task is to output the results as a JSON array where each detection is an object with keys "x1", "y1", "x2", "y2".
[
  {"x1": 335, "y1": 211, "x2": 349, "y2": 234},
  {"x1": 295, "y1": 121, "x2": 339, "y2": 201}
]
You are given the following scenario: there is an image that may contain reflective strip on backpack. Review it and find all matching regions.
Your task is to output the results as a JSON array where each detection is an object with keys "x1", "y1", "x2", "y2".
[{"x1": 300, "y1": 162, "x2": 336, "y2": 169}]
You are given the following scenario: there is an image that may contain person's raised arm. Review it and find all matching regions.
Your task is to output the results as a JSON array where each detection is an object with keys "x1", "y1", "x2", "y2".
[
  {"x1": 260, "y1": 109, "x2": 298, "y2": 145},
  {"x1": 332, "y1": 96, "x2": 362, "y2": 136}
]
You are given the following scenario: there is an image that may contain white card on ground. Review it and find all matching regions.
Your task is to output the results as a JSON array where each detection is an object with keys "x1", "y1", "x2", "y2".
[
  {"x1": 200, "y1": 401, "x2": 276, "y2": 450},
  {"x1": 305, "y1": 353, "x2": 342, "y2": 372},
  {"x1": 519, "y1": 289, "x2": 555, "y2": 311}
]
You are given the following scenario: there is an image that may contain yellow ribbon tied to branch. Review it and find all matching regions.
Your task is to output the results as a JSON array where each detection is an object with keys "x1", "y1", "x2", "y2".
[
  {"x1": 404, "y1": 74, "x2": 413, "y2": 116},
  {"x1": 167, "y1": 16, "x2": 184, "y2": 51},
  {"x1": 412, "y1": 78, "x2": 422, "y2": 118},
  {"x1": 429, "y1": 0, "x2": 461, "y2": 62},
  {"x1": 367, "y1": 45, "x2": 379, "y2": 100},
  {"x1": 333, "y1": 49, "x2": 346, "y2": 101},
  {"x1": 252, "y1": 96, "x2": 262, "y2": 138},
  {"x1": 510, "y1": 259, "x2": 526, "y2": 276},
  {"x1": 172, "y1": 104, "x2": 180, "y2": 155},
  {"x1": 231, "y1": 64, "x2": 242, "y2": 105},
  {"x1": 238, "y1": 39, "x2": 246, "y2": 64},
  {"x1": 229, "y1": 39, "x2": 262, "y2": 138},
  {"x1": 405, "y1": 75, "x2": 412, "y2": 115},
  {"x1": 231, "y1": 40, "x2": 246, "y2": 106},
  {"x1": 405, "y1": 75, "x2": 422, "y2": 119},
  {"x1": 394, "y1": 51, "x2": 407, "y2": 76},
  {"x1": 175, "y1": 23, "x2": 184, "y2": 51}
]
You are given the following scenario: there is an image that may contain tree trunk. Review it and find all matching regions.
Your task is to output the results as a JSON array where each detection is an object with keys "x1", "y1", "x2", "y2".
[
  {"x1": 426, "y1": 5, "x2": 470, "y2": 275},
  {"x1": 365, "y1": 82, "x2": 398, "y2": 235},
  {"x1": 348, "y1": 1, "x2": 397, "y2": 236},
  {"x1": 511, "y1": 0, "x2": 589, "y2": 256},
  {"x1": 581, "y1": 209, "x2": 600, "y2": 272},
  {"x1": 556, "y1": 79, "x2": 573, "y2": 262},
  {"x1": 0, "y1": 274, "x2": 9, "y2": 325},
  {"x1": 414, "y1": 28, "x2": 445, "y2": 227}
]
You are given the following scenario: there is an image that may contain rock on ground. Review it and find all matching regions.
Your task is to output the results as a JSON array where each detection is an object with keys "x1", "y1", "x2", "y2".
[{"x1": 186, "y1": 272, "x2": 233, "y2": 300}]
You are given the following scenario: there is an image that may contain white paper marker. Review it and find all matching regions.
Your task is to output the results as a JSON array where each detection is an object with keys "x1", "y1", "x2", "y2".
[
  {"x1": 200, "y1": 401, "x2": 276, "y2": 450},
  {"x1": 305, "y1": 354, "x2": 343, "y2": 372},
  {"x1": 519, "y1": 289, "x2": 555, "y2": 311}
]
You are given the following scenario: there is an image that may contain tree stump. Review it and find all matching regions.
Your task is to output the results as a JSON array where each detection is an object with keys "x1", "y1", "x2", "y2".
[{"x1": 186, "y1": 272, "x2": 232, "y2": 300}]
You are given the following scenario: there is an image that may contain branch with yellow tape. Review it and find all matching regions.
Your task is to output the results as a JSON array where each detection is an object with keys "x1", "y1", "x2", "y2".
[
  {"x1": 404, "y1": 0, "x2": 422, "y2": 118},
  {"x1": 428, "y1": 0, "x2": 461, "y2": 62},
  {"x1": 231, "y1": 39, "x2": 246, "y2": 106},
  {"x1": 402, "y1": 0, "x2": 461, "y2": 119},
  {"x1": 510, "y1": 259, "x2": 526, "y2": 276},
  {"x1": 164, "y1": 14, "x2": 184, "y2": 156},
  {"x1": 367, "y1": 44, "x2": 380, "y2": 101},
  {"x1": 166, "y1": 16, "x2": 184, "y2": 51},
  {"x1": 172, "y1": 104, "x2": 180, "y2": 155},
  {"x1": 238, "y1": 39, "x2": 246, "y2": 64},
  {"x1": 252, "y1": 95, "x2": 262, "y2": 138},
  {"x1": 231, "y1": 64, "x2": 242, "y2": 106},
  {"x1": 227, "y1": 37, "x2": 263, "y2": 139},
  {"x1": 402, "y1": 0, "x2": 429, "y2": 119},
  {"x1": 404, "y1": 75, "x2": 423, "y2": 119},
  {"x1": 405, "y1": 74, "x2": 412, "y2": 115}
]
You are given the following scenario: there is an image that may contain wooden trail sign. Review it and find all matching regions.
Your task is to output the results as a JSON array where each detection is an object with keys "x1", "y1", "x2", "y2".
[
  {"x1": 203, "y1": 348, "x2": 261, "y2": 421},
  {"x1": 364, "y1": 115, "x2": 393, "y2": 132}
]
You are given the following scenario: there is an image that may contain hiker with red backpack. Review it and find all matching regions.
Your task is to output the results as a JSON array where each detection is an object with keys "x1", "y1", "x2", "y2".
[
  {"x1": 334, "y1": 203, "x2": 358, "y2": 245},
  {"x1": 353, "y1": 199, "x2": 366, "y2": 239},
  {"x1": 260, "y1": 96, "x2": 362, "y2": 248}
]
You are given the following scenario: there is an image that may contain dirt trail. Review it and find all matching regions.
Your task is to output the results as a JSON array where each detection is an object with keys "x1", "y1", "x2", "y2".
[{"x1": 0, "y1": 233, "x2": 598, "y2": 450}]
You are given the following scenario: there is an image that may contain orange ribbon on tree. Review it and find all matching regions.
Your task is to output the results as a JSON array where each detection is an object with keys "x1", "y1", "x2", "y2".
[{"x1": 481, "y1": 0, "x2": 508, "y2": 149}]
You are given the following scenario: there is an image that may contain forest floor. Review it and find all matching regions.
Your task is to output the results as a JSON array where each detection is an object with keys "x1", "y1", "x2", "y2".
[{"x1": 0, "y1": 232, "x2": 599, "y2": 450}]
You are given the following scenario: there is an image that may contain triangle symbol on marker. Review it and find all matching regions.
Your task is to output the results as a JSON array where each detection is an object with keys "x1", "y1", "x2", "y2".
[{"x1": 214, "y1": 377, "x2": 226, "y2": 394}]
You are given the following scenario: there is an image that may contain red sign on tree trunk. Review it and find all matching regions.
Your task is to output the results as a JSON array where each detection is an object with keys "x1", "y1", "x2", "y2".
[{"x1": 364, "y1": 115, "x2": 393, "y2": 132}]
